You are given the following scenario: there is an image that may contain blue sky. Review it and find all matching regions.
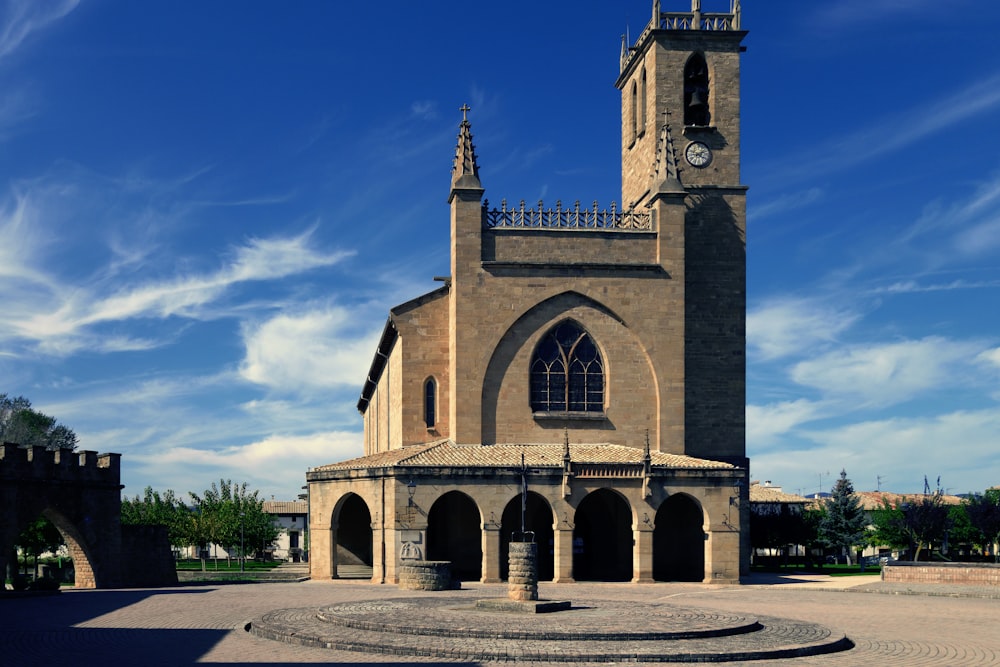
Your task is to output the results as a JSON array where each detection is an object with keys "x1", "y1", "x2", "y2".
[{"x1": 2, "y1": 0, "x2": 999, "y2": 501}]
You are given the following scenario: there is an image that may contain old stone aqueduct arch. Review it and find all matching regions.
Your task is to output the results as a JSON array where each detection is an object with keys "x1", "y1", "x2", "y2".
[
  {"x1": 326, "y1": 483, "x2": 711, "y2": 584},
  {"x1": 1, "y1": 443, "x2": 174, "y2": 590}
]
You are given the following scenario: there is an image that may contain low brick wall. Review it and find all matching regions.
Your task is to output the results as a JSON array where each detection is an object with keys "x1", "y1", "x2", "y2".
[{"x1": 882, "y1": 562, "x2": 1000, "y2": 586}]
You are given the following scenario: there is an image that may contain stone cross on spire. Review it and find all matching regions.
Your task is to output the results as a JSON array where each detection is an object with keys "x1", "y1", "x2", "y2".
[{"x1": 451, "y1": 104, "x2": 483, "y2": 192}]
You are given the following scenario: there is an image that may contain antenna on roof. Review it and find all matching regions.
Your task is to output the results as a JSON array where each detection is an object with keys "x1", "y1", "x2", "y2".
[{"x1": 877, "y1": 475, "x2": 886, "y2": 491}]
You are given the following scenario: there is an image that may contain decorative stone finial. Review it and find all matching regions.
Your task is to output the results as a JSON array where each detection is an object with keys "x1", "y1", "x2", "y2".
[
  {"x1": 451, "y1": 104, "x2": 483, "y2": 192},
  {"x1": 651, "y1": 111, "x2": 685, "y2": 196}
]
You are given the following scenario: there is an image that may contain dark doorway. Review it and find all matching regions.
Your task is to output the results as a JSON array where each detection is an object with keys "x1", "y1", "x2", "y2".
[
  {"x1": 653, "y1": 494, "x2": 704, "y2": 582},
  {"x1": 572, "y1": 489, "x2": 632, "y2": 581},
  {"x1": 426, "y1": 491, "x2": 482, "y2": 581},
  {"x1": 335, "y1": 493, "x2": 373, "y2": 574},
  {"x1": 500, "y1": 491, "x2": 555, "y2": 581}
]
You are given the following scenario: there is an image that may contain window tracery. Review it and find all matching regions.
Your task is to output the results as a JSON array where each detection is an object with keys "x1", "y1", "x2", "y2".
[{"x1": 530, "y1": 321, "x2": 604, "y2": 413}]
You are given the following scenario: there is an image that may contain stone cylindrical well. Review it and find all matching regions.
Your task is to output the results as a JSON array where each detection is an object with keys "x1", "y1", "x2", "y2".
[
  {"x1": 398, "y1": 561, "x2": 456, "y2": 591},
  {"x1": 508, "y1": 541, "x2": 538, "y2": 601}
]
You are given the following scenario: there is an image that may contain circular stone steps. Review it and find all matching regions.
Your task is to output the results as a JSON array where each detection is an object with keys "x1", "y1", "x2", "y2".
[{"x1": 249, "y1": 597, "x2": 854, "y2": 663}]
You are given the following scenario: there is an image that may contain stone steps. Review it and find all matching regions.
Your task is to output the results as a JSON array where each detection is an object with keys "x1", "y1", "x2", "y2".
[{"x1": 249, "y1": 596, "x2": 855, "y2": 663}]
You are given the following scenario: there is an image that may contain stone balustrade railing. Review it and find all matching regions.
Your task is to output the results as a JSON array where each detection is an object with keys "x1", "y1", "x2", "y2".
[{"x1": 483, "y1": 199, "x2": 652, "y2": 231}]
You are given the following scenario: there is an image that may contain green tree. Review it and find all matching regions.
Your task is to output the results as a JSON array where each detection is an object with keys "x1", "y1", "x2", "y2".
[
  {"x1": 0, "y1": 394, "x2": 78, "y2": 450},
  {"x1": 965, "y1": 488, "x2": 1000, "y2": 562},
  {"x1": 868, "y1": 499, "x2": 910, "y2": 554},
  {"x1": 818, "y1": 470, "x2": 867, "y2": 565},
  {"x1": 189, "y1": 479, "x2": 279, "y2": 567},
  {"x1": 121, "y1": 487, "x2": 190, "y2": 547},
  {"x1": 898, "y1": 492, "x2": 952, "y2": 561},
  {"x1": 15, "y1": 516, "x2": 64, "y2": 578}
]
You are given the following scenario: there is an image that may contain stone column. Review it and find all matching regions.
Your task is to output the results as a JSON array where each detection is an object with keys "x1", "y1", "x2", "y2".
[
  {"x1": 632, "y1": 524, "x2": 655, "y2": 583},
  {"x1": 552, "y1": 527, "x2": 575, "y2": 583},
  {"x1": 481, "y1": 524, "x2": 501, "y2": 583}
]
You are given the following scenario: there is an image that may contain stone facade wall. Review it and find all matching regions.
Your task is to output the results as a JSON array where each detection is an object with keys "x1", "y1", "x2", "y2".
[
  {"x1": 882, "y1": 562, "x2": 1000, "y2": 586},
  {"x1": 308, "y1": 466, "x2": 743, "y2": 585},
  {"x1": 483, "y1": 229, "x2": 658, "y2": 265},
  {"x1": 394, "y1": 292, "x2": 450, "y2": 446},
  {"x1": 120, "y1": 524, "x2": 178, "y2": 587},
  {"x1": 683, "y1": 190, "x2": 746, "y2": 462}
]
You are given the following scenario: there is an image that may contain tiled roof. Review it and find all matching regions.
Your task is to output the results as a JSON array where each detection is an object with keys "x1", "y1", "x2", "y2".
[
  {"x1": 853, "y1": 491, "x2": 963, "y2": 511},
  {"x1": 262, "y1": 500, "x2": 307, "y2": 515},
  {"x1": 311, "y1": 440, "x2": 734, "y2": 472},
  {"x1": 749, "y1": 484, "x2": 808, "y2": 504}
]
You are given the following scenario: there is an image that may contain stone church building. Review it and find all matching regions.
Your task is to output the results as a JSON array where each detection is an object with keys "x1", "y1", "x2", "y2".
[{"x1": 307, "y1": 1, "x2": 749, "y2": 585}]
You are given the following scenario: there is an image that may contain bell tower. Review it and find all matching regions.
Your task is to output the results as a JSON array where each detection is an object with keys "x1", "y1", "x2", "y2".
[
  {"x1": 617, "y1": 0, "x2": 748, "y2": 467},
  {"x1": 616, "y1": 0, "x2": 746, "y2": 209}
]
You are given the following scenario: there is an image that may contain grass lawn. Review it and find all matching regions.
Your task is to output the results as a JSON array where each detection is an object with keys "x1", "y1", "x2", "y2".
[{"x1": 751, "y1": 563, "x2": 881, "y2": 577}]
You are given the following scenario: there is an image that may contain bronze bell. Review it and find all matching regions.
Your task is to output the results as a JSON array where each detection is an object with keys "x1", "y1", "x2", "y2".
[{"x1": 689, "y1": 90, "x2": 707, "y2": 109}]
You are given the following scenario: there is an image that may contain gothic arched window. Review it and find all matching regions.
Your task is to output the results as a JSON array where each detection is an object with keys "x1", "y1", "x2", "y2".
[
  {"x1": 684, "y1": 52, "x2": 710, "y2": 127},
  {"x1": 530, "y1": 321, "x2": 604, "y2": 413},
  {"x1": 640, "y1": 67, "x2": 648, "y2": 134},
  {"x1": 424, "y1": 377, "x2": 436, "y2": 427},
  {"x1": 630, "y1": 80, "x2": 638, "y2": 144}
]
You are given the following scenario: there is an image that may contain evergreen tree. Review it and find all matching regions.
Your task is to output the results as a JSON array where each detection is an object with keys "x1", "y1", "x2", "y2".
[{"x1": 819, "y1": 470, "x2": 868, "y2": 565}]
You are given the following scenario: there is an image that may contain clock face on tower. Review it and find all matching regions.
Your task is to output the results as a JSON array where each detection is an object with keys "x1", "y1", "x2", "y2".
[{"x1": 684, "y1": 141, "x2": 712, "y2": 168}]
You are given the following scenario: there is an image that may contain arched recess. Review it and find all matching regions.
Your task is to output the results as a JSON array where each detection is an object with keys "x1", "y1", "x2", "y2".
[
  {"x1": 481, "y1": 291, "x2": 659, "y2": 445},
  {"x1": 426, "y1": 491, "x2": 482, "y2": 581},
  {"x1": 653, "y1": 493, "x2": 705, "y2": 582},
  {"x1": 41, "y1": 508, "x2": 97, "y2": 588},
  {"x1": 572, "y1": 488, "x2": 632, "y2": 581},
  {"x1": 499, "y1": 491, "x2": 555, "y2": 581},
  {"x1": 684, "y1": 52, "x2": 711, "y2": 127},
  {"x1": 333, "y1": 493, "x2": 373, "y2": 577}
]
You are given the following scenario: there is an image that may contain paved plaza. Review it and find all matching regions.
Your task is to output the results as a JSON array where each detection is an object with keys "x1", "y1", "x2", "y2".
[{"x1": 2, "y1": 573, "x2": 998, "y2": 665}]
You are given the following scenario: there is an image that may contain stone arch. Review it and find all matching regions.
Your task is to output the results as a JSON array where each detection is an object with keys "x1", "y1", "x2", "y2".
[
  {"x1": 481, "y1": 291, "x2": 659, "y2": 446},
  {"x1": 499, "y1": 491, "x2": 555, "y2": 582},
  {"x1": 684, "y1": 51, "x2": 710, "y2": 127},
  {"x1": 653, "y1": 492, "x2": 706, "y2": 582},
  {"x1": 0, "y1": 446, "x2": 125, "y2": 590},
  {"x1": 572, "y1": 488, "x2": 633, "y2": 581},
  {"x1": 426, "y1": 490, "x2": 482, "y2": 581},
  {"x1": 332, "y1": 493, "x2": 373, "y2": 577}
]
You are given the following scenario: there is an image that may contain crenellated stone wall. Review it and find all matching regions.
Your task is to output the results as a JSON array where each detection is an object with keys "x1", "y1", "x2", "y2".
[{"x1": 1, "y1": 443, "x2": 175, "y2": 591}]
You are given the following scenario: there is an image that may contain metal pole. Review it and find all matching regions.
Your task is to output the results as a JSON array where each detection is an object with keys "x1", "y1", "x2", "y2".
[
  {"x1": 520, "y1": 453, "x2": 527, "y2": 536},
  {"x1": 240, "y1": 513, "x2": 245, "y2": 573}
]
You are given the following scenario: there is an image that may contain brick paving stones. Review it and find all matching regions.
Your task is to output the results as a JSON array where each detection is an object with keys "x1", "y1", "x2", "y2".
[{"x1": 0, "y1": 575, "x2": 997, "y2": 665}]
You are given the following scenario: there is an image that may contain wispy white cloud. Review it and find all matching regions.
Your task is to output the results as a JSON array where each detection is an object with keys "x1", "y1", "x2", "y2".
[
  {"x1": 809, "y1": 0, "x2": 945, "y2": 28},
  {"x1": 758, "y1": 73, "x2": 1000, "y2": 186},
  {"x1": 0, "y1": 0, "x2": 79, "y2": 61},
  {"x1": 747, "y1": 298, "x2": 860, "y2": 361},
  {"x1": 10, "y1": 229, "x2": 351, "y2": 354},
  {"x1": 872, "y1": 278, "x2": 1000, "y2": 295},
  {"x1": 748, "y1": 188, "x2": 823, "y2": 224},
  {"x1": 239, "y1": 306, "x2": 380, "y2": 393},
  {"x1": 127, "y1": 430, "x2": 363, "y2": 498},
  {"x1": 746, "y1": 398, "x2": 826, "y2": 448},
  {"x1": 410, "y1": 100, "x2": 437, "y2": 119},
  {"x1": 790, "y1": 336, "x2": 986, "y2": 408}
]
